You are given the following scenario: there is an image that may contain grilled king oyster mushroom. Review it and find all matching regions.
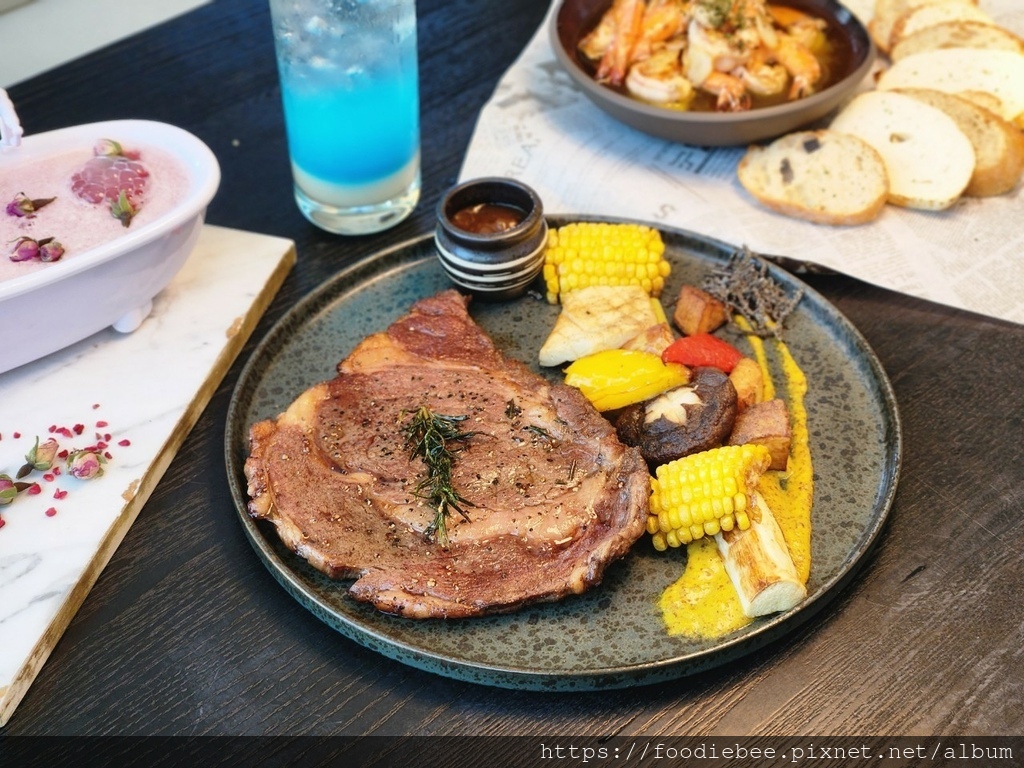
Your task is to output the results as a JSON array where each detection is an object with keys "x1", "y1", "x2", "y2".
[{"x1": 614, "y1": 367, "x2": 738, "y2": 466}]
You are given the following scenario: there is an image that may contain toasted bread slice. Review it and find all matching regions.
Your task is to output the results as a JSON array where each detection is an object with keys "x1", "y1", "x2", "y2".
[
  {"x1": 955, "y1": 89, "x2": 1006, "y2": 115},
  {"x1": 890, "y1": 20, "x2": 1024, "y2": 61},
  {"x1": 889, "y1": 1, "x2": 994, "y2": 51},
  {"x1": 895, "y1": 87, "x2": 1024, "y2": 196},
  {"x1": 830, "y1": 90, "x2": 975, "y2": 210},
  {"x1": 868, "y1": 0, "x2": 978, "y2": 53},
  {"x1": 737, "y1": 130, "x2": 889, "y2": 225},
  {"x1": 877, "y1": 48, "x2": 1024, "y2": 127}
]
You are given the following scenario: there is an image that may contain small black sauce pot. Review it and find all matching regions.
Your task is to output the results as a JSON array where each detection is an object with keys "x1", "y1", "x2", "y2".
[{"x1": 434, "y1": 177, "x2": 548, "y2": 301}]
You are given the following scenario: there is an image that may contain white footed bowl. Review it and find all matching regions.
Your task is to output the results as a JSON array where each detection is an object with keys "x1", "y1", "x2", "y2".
[{"x1": 0, "y1": 119, "x2": 220, "y2": 374}]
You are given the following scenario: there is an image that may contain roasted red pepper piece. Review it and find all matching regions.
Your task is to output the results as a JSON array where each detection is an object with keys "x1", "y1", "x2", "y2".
[{"x1": 661, "y1": 333, "x2": 744, "y2": 373}]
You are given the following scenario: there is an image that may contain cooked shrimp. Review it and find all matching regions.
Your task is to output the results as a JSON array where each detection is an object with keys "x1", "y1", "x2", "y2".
[
  {"x1": 625, "y1": 43, "x2": 695, "y2": 105},
  {"x1": 684, "y1": 16, "x2": 751, "y2": 86},
  {"x1": 766, "y1": 4, "x2": 818, "y2": 29},
  {"x1": 594, "y1": 0, "x2": 647, "y2": 85},
  {"x1": 767, "y1": 4, "x2": 827, "y2": 50},
  {"x1": 579, "y1": 6, "x2": 618, "y2": 61},
  {"x1": 772, "y1": 32, "x2": 821, "y2": 99},
  {"x1": 729, "y1": 0, "x2": 776, "y2": 51},
  {"x1": 702, "y1": 71, "x2": 751, "y2": 111},
  {"x1": 578, "y1": 0, "x2": 829, "y2": 111},
  {"x1": 735, "y1": 47, "x2": 787, "y2": 97},
  {"x1": 633, "y1": 0, "x2": 691, "y2": 60}
]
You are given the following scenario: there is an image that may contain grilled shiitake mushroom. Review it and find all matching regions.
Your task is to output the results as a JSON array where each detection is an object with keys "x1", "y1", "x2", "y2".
[{"x1": 614, "y1": 367, "x2": 737, "y2": 466}]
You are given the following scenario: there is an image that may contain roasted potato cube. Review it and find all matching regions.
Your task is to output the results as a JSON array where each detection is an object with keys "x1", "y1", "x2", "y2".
[
  {"x1": 729, "y1": 357, "x2": 764, "y2": 411},
  {"x1": 726, "y1": 398, "x2": 791, "y2": 471},
  {"x1": 673, "y1": 285, "x2": 729, "y2": 336}
]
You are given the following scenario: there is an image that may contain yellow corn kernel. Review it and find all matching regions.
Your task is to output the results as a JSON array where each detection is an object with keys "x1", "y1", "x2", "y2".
[
  {"x1": 543, "y1": 222, "x2": 671, "y2": 304},
  {"x1": 649, "y1": 444, "x2": 771, "y2": 548}
]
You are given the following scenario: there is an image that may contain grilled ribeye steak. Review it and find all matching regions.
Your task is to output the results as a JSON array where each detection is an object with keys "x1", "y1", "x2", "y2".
[{"x1": 244, "y1": 290, "x2": 650, "y2": 619}]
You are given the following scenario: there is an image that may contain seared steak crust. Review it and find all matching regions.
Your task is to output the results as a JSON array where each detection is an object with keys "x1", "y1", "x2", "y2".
[{"x1": 244, "y1": 291, "x2": 649, "y2": 619}]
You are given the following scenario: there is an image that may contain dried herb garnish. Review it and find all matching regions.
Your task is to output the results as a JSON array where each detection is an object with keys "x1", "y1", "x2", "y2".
[
  {"x1": 523, "y1": 424, "x2": 553, "y2": 440},
  {"x1": 702, "y1": 247, "x2": 802, "y2": 338},
  {"x1": 402, "y1": 406, "x2": 480, "y2": 548}
]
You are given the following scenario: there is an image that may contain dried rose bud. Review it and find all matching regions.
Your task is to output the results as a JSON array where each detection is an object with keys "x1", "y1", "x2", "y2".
[
  {"x1": 93, "y1": 138, "x2": 124, "y2": 157},
  {"x1": 38, "y1": 238, "x2": 65, "y2": 262},
  {"x1": 66, "y1": 449, "x2": 106, "y2": 479},
  {"x1": 26, "y1": 436, "x2": 60, "y2": 471},
  {"x1": 9, "y1": 236, "x2": 39, "y2": 262},
  {"x1": 110, "y1": 190, "x2": 138, "y2": 228},
  {"x1": 0, "y1": 475, "x2": 17, "y2": 505},
  {"x1": 6, "y1": 192, "x2": 56, "y2": 218}
]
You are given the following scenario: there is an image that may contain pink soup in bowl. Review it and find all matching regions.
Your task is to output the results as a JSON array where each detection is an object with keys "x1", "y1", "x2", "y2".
[{"x1": 0, "y1": 119, "x2": 220, "y2": 375}]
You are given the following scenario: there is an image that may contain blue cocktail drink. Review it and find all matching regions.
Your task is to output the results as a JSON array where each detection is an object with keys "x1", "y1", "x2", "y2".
[{"x1": 270, "y1": 0, "x2": 421, "y2": 234}]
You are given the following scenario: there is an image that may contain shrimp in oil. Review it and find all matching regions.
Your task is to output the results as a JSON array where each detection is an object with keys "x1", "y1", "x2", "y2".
[
  {"x1": 735, "y1": 47, "x2": 787, "y2": 97},
  {"x1": 625, "y1": 42, "x2": 695, "y2": 106},
  {"x1": 578, "y1": 0, "x2": 829, "y2": 110},
  {"x1": 771, "y1": 32, "x2": 821, "y2": 99},
  {"x1": 593, "y1": 0, "x2": 647, "y2": 85},
  {"x1": 702, "y1": 71, "x2": 751, "y2": 111}
]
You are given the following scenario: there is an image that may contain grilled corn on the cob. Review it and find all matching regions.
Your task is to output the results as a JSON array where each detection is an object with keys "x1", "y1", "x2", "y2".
[
  {"x1": 647, "y1": 444, "x2": 772, "y2": 551},
  {"x1": 543, "y1": 222, "x2": 671, "y2": 304}
]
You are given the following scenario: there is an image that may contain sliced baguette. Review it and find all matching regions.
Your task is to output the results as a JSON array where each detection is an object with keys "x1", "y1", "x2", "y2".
[
  {"x1": 877, "y1": 48, "x2": 1024, "y2": 127},
  {"x1": 830, "y1": 90, "x2": 975, "y2": 210},
  {"x1": 889, "y1": 1, "x2": 994, "y2": 51},
  {"x1": 737, "y1": 130, "x2": 889, "y2": 225},
  {"x1": 894, "y1": 87, "x2": 1024, "y2": 196},
  {"x1": 956, "y1": 89, "x2": 1008, "y2": 115},
  {"x1": 890, "y1": 20, "x2": 1024, "y2": 61},
  {"x1": 868, "y1": 0, "x2": 978, "y2": 53}
]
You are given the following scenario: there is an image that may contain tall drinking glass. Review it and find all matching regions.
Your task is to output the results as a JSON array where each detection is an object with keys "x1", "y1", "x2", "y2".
[{"x1": 269, "y1": 0, "x2": 421, "y2": 235}]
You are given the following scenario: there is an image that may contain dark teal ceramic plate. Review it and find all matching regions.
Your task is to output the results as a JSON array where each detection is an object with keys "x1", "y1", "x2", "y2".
[{"x1": 224, "y1": 216, "x2": 901, "y2": 691}]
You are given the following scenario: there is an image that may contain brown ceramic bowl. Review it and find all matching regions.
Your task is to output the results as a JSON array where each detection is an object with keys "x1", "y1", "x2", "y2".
[{"x1": 550, "y1": 0, "x2": 875, "y2": 147}]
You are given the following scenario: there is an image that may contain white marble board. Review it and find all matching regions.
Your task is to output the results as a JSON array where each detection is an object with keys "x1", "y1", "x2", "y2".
[{"x1": 0, "y1": 224, "x2": 296, "y2": 726}]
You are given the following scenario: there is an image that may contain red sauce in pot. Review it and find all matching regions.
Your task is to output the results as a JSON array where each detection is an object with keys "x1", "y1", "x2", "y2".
[{"x1": 451, "y1": 203, "x2": 525, "y2": 235}]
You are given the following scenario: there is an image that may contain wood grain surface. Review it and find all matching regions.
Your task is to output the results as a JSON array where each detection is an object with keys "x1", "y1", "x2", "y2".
[{"x1": 2, "y1": 0, "x2": 1022, "y2": 740}]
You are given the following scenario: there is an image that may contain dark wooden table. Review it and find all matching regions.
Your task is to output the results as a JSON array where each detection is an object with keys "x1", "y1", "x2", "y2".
[{"x1": 3, "y1": 0, "x2": 1023, "y2": 749}]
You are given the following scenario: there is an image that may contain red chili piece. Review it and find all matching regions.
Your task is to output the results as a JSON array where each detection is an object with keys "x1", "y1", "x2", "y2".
[{"x1": 661, "y1": 333, "x2": 744, "y2": 373}]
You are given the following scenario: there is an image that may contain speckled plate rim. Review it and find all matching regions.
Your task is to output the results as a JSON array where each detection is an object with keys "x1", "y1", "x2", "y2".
[{"x1": 225, "y1": 216, "x2": 902, "y2": 691}]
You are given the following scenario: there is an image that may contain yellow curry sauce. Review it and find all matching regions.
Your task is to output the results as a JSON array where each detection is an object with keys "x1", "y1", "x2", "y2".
[
  {"x1": 659, "y1": 323, "x2": 812, "y2": 637},
  {"x1": 754, "y1": 334, "x2": 813, "y2": 582},
  {"x1": 658, "y1": 537, "x2": 749, "y2": 637}
]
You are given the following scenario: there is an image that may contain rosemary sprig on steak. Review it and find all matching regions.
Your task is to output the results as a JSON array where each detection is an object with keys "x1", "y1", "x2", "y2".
[{"x1": 402, "y1": 406, "x2": 479, "y2": 548}]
